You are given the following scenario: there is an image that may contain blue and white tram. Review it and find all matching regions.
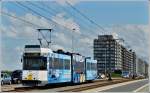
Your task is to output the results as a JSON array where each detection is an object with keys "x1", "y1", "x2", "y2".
[
  {"x1": 22, "y1": 45, "x2": 97, "y2": 86},
  {"x1": 22, "y1": 46, "x2": 49, "y2": 86},
  {"x1": 85, "y1": 57, "x2": 97, "y2": 81},
  {"x1": 22, "y1": 45, "x2": 72, "y2": 86},
  {"x1": 48, "y1": 52, "x2": 71, "y2": 83},
  {"x1": 72, "y1": 53, "x2": 85, "y2": 83}
]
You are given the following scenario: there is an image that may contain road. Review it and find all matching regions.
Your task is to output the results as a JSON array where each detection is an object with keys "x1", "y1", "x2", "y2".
[
  {"x1": 135, "y1": 83, "x2": 149, "y2": 92},
  {"x1": 101, "y1": 79, "x2": 149, "y2": 92},
  {"x1": 29, "y1": 79, "x2": 149, "y2": 92},
  {"x1": 83, "y1": 79, "x2": 149, "y2": 92},
  {"x1": 1, "y1": 79, "x2": 149, "y2": 92}
]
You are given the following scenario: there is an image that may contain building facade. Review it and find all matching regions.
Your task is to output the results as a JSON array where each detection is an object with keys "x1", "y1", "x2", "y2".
[
  {"x1": 136, "y1": 58, "x2": 148, "y2": 77},
  {"x1": 121, "y1": 46, "x2": 136, "y2": 74},
  {"x1": 132, "y1": 52, "x2": 136, "y2": 75},
  {"x1": 94, "y1": 35, "x2": 122, "y2": 74},
  {"x1": 144, "y1": 62, "x2": 149, "y2": 78},
  {"x1": 94, "y1": 35, "x2": 148, "y2": 77}
]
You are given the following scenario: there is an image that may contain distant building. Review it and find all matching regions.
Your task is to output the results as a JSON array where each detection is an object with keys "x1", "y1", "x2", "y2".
[
  {"x1": 136, "y1": 58, "x2": 145, "y2": 76},
  {"x1": 121, "y1": 46, "x2": 136, "y2": 74},
  {"x1": 93, "y1": 35, "x2": 122, "y2": 74},
  {"x1": 94, "y1": 35, "x2": 148, "y2": 77},
  {"x1": 136, "y1": 58, "x2": 149, "y2": 77},
  {"x1": 132, "y1": 52, "x2": 136, "y2": 75},
  {"x1": 144, "y1": 62, "x2": 149, "y2": 78}
]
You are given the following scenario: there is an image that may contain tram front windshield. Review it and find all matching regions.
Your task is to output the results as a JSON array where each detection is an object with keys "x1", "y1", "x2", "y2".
[{"x1": 23, "y1": 56, "x2": 47, "y2": 70}]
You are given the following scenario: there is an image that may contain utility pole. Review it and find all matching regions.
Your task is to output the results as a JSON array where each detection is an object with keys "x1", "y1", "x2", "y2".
[{"x1": 105, "y1": 48, "x2": 107, "y2": 76}]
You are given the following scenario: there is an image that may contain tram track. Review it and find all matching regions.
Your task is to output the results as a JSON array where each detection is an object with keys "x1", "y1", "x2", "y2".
[
  {"x1": 9, "y1": 83, "x2": 71, "y2": 92},
  {"x1": 3, "y1": 79, "x2": 114, "y2": 92},
  {"x1": 59, "y1": 79, "x2": 141, "y2": 92}
]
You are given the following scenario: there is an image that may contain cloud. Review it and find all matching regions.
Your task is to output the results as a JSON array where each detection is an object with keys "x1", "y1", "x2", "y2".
[
  {"x1": 24, "y1": 13, "x2": 54, "y2": 28},
  {"x1": 1, "y1": 24, "x2": 17, "y2": 38},
  {"x1": 2, "y1": 10, "x2": 80, "y2": 54},
  {"x1": 1, "y1": 5, "x2": 149, "y2": 70},
  {"x1": 15, "y1": 46, "x2": 24, "y2": 55},
  {"x1": 55, "y1": 0, "x2": 80, "y2": 6},
  {"x1": 137, "y1": 25, "x2": 150, "y2": 61},
  {"x1": 53, "y1": 32, "x2": 70, "y2": 43},
  {"x1": 1, "y1": 12, "x2": 55, "y2": 39},
  {"x1": 112, "y1": 32, "x2": 119, "y2": 39},
  {"x1": 52, "y1": 12, "x2": 80, "y2": 34},
  {"x1": 51, "y1": 44, "x2": 65, "y2": 51},
  {"x1": 103, "y1": 24, "x2": 149, "y2": 60},
  {"x1": 2, "y1": 9, "x2": 81, "y2": 54},
  {"x1": 80, "y1": 37, "x2": 93, "y2": 46},
  {"x1": 1, "y1": 11, "x2": 53, "y2": 70},
  {"x1": 52, "y1": 32, "x2": 73, "y2": 52}
]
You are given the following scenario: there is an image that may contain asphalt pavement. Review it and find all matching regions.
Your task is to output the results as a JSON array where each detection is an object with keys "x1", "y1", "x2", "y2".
[
  {"x1": 136, "y1": 84, "x2": 149, "y2": 92},
  {"x1": 1, "y1": 79, "x2": 149, "y2": 92},
  {"x1": 101, "y1": 79, "x2": 149, "y2": 92}
]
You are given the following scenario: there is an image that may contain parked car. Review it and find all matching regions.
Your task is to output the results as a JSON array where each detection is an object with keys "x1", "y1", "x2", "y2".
[
  {"x1": 121, "y1": 71, "x2": 130, "y2": 78},
  {"x1": 11, "y1": 70, "x2": 22, "y2": 84},
  {"x1": 137, "y1": 74, "x2": 145, "y2": 78},
  {"x1": 122, "y1": 74, "x2": 129, "y2": 78},
  {"x1": 1, "y1": 73, "x2": 12, "y2": 85}
]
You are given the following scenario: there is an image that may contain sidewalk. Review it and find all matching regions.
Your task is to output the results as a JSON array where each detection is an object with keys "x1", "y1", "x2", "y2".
[{"x1": 1, "y1": 84, "x2": 22, "y2": 92}]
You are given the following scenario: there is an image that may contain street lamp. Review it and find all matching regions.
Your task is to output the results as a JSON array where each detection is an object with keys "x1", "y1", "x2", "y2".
[{"x1": 71, "y1": 28, "x2": 76, "y2": 53}]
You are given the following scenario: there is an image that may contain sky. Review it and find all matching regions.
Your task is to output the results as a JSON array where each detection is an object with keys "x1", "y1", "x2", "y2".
[{"x1": 0, "y1": 0, "x2": 149, "y2": 71}]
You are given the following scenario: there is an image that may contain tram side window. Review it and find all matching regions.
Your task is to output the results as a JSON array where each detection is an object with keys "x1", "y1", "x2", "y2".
[
  {"x1": 91, "y1": 63, "x2": 97, "y2": 70},
  {"x1": 87, "y1": 62, "x2": 91, "y2": 70},
  {"x1": 94, "y1": 63, "x2": 97, "y2": 70},
  {"x1": 53, "y1": 58, "x2": 59, "y2": 69},
  {"x1": 64, "y1": 59, "x2": 70, "y2": 70},
  {"x1": 59, "y1": 59, "x2": 64, "y2": 69},
  {"x1": 49, "y1": 57, "x2": 70, "y2": 70},
  {"x1": 74, "y1": 62, "x2": 84, "y2": 72},
  {"x1": 49, "y1": 57, "x2": 52, "y2": 68},
  {"x1": 53, "y1": 58, "x2": 63, "y2": 69}
]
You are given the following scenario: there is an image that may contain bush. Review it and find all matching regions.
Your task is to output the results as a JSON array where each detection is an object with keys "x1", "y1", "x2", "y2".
[
  {"x1": 111, "y1": 72, "x2": 121, "y2": 77},
  {"x1": 1, "y1": 70, "x2": 12, "y2": 76},
  {"x1": 114, "y1": 70, "x2": 122, "y2": 74}
]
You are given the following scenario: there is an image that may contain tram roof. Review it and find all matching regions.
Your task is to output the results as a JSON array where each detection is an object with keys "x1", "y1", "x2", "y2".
[{"x1": 24, "y1": 45, "x2": 53, "y2": 54}]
